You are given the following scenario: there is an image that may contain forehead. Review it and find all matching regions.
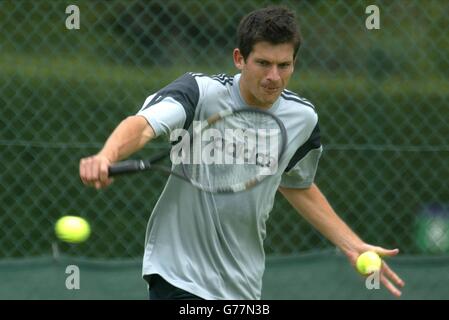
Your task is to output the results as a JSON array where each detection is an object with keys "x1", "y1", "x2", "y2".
[{"x1": 248, "y1": 41, "x2": 295, "y2": 62}]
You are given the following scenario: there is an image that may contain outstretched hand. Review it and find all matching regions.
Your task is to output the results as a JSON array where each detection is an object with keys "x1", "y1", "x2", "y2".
[{"x1": 347, "y1": 245, "x2": 405, "y2": 297}]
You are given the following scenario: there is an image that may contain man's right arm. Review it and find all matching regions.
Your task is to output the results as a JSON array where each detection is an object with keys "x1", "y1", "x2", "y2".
[{"x1": 79, "y1": 115, "x2": 155, "y2": 189}]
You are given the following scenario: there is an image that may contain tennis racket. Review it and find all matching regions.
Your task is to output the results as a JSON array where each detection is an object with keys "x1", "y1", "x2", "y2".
[{"x1": 108, "y1": 108, "x2": 287, "y2": 193}]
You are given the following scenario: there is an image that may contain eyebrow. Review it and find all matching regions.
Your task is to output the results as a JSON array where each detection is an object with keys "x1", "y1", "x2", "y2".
[{"x1": 255, "y1": 58, "x2": 292, "y2": 65}]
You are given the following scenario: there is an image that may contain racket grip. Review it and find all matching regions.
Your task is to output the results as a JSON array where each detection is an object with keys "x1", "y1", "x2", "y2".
[{"x1": 108, "y1": 160, "x2": 145, "y2": 177}]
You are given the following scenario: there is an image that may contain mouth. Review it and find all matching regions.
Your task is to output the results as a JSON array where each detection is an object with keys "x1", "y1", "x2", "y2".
[{"x1": 261, "y1": 85, "x2": 279, "y2": 94}]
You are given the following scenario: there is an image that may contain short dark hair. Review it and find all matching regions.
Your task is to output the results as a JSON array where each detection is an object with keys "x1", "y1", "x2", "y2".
[{"x1": 237, "y1": 6, "x2": 302, "y2": 61}]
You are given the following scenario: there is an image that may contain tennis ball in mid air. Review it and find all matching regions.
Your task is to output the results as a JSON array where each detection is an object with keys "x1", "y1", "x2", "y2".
[
  {"x1": 55, "y1": 216, "x2": 91, "y2": 243},
  {"x1": 356, "y1": 251, "x2": 382, "y2": 275}
]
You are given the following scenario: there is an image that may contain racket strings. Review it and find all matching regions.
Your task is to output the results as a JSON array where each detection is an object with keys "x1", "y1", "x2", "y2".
[{"x1": 182, "y1": 110, "x2": 284, "y2": 191}]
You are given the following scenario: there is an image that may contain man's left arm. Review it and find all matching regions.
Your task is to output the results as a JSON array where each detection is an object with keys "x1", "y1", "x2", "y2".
[{"x1": 278, "y1": 183, "x2": 405, "y2": 297}]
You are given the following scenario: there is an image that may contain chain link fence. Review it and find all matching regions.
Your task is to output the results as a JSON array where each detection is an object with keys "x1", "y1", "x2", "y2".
[{"x1": 1, "y1": 0, "x2": 448, "y2": 261}]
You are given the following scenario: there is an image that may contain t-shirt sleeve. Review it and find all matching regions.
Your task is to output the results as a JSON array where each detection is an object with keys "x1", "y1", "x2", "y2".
[
  {"x1": 280, "y1": 122, "x2": 323, "y2": 188},
  {"x1": 136, "y1": 73, "x2": 200, "y2": 137}
]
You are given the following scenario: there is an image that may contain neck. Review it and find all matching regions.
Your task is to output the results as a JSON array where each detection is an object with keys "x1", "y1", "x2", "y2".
[{"x1": 238, "y1": 78, "x2": 272, "y2": 109}]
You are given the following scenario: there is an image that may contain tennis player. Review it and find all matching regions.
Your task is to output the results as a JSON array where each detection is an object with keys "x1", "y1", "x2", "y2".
[{"x1": 79, "y1": 6, "x2": 405, "y2": 299}]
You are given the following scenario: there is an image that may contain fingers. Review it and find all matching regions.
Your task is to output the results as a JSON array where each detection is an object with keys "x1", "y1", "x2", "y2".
[
  {"x1": 79, "y1": 155, "x2": 113, "y2": 189},
  {"x1": 90, "y1": 157, "x2": 100, "y2": 186},
  {"x1": 80, "y1": 157, "x2": 94, "y2": 187},
  {"x1": 99, "y1": 160, "x2": 114, "y2": 189},
  {"x1": 380, "y1": 273, "x2": 402, "y2": 297},
  {"x1": 376, "y1": 259, "x2": 405, "y2": 298},
  {"x1": 377, "y1": 248, "x2": 400, "y2": 257},
  {"x1": 382, "y1": 261, "x2": 405, "y2": 288}
]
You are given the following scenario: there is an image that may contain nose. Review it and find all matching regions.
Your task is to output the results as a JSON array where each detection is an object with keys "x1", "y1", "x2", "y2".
[{"x1": 266, "y1": 65, "x2": 281, "y2": 82}]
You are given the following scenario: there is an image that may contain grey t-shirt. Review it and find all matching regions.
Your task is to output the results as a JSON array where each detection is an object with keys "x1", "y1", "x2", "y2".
[{"x1": 137, "y1": 73, "x2": 322, "y2": 299}]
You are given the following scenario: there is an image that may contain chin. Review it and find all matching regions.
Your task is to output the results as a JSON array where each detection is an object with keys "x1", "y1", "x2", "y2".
[
  {"x1": 264, "y1": 95, "x2": 279, "y2": 105},
  {"x1": 253, "y1": 91, "x2": 279, "y2": 107},
  {"x1": 259, "y1": 100, "x2": 276, "y2": 108}
]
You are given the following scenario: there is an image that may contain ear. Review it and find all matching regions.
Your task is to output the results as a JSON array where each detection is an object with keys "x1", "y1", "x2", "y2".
[{"x1": 233, "y1": 48, "x2": 245, "y2": 70}]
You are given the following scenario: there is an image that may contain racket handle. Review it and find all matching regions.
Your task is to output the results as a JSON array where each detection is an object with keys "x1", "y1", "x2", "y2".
[{"x1": 108, "y1": 160, "x2": 146, "y2": 177}]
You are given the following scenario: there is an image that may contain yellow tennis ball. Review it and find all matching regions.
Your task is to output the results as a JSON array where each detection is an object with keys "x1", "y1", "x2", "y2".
[
  {"x1": 55, "y1": 216, "x2": 91, "y2": 243},
  {"x1": 356, "y1": 251, "x2": 382, "y2": 275}
]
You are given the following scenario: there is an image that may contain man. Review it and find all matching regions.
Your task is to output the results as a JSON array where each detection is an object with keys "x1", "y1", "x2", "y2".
[{"x1": 80, "y1": 6, "x2": 405, "y2": 299}]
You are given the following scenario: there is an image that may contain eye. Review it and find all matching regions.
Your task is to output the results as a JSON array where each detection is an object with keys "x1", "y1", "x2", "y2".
[
  {"x1": 279, "y1": 63, "x2": 291, "y2": 69},
  {"x1": 257, "y1": 60, "x2": 270, "y2": 67}
]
